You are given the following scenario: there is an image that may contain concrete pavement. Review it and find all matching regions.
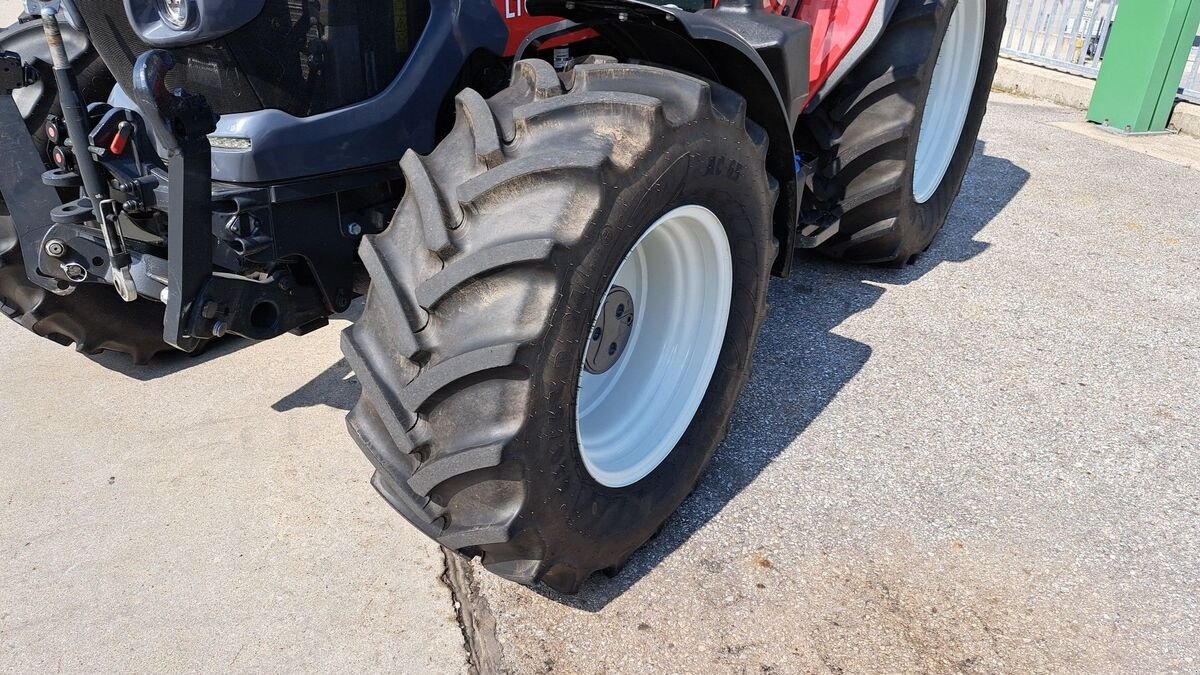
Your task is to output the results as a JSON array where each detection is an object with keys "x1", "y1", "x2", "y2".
[
  {"x1": 0, "y1": 320, "x2": 470, "y2": 672},
  {"x1": 0, "y1": 1, "x2": 19, "y2": 23},
  {"x1": 992, "y1": 57, "x2": 1200, "y2": 139}
]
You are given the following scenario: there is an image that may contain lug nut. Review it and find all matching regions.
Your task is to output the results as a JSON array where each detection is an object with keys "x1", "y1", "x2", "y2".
[{"x1": 45, "y1": 239, "x2": 66, "y2": 258}]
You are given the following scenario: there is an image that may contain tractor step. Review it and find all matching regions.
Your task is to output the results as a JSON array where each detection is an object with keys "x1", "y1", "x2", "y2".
[
  {"x1": 795, "y1": 211, "x2": 840, "y2": 248},
  {"x1": 793, "y1": 153, "x2": 839, "y2": 248}
]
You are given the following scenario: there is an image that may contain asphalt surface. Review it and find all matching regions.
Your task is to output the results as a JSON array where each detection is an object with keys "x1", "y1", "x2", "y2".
[
  {"x1": 462, "y1": 94, "x2": 1200, "y2": 673},
  {"x1": 1, "y1": 23, "x2": 1197, "y2": 670}
]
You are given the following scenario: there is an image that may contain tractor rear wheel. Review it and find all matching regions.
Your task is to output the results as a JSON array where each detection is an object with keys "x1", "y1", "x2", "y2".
[
  {"x1": 342, "y1": 58, "x2": 776, "y2": 592},
  {"x1": 805, "y1": 0, "x2": 1006, "y2": 265}
]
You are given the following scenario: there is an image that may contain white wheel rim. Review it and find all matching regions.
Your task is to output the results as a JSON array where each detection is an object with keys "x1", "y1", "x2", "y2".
[
  {"x1": 575, "y1": 205, "x2": 733, "y2": 488},
  {"x1": 912, "y1": 0, "x2": 986, "y2": 204}
]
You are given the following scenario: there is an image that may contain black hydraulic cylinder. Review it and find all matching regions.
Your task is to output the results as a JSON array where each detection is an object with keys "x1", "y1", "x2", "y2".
[
  {"x1": 41, "y1": 7, "x2": 136, "y2": 300},
  {"x1": 39, "y1": 8, "x2": 108, "y2": 223}
]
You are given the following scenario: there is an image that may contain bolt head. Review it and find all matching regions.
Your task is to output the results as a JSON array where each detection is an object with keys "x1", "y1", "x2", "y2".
[
  {"x1": 346, "y1": 222, "x2": 363, "y2": 236},
  {"x1": 45, "y1": 239, "x2": 66, "y2": 258},
  {"x1": 225, "y1": 215, "x2": 250, "y2": 237},
  {"x1": 211, "y1": 320, "x2": 228, "y2": 338},
  {"x1": 62, "y1": 262, "x2": 87, "y2": 282}
]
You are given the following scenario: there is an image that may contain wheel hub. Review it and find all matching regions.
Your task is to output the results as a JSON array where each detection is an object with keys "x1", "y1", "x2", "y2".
[
  {"x1": 575, "y1": 205, "x2": 733, "y2": 488},
  {"x1": 584, "y1": 286, "x2": 635, "y2": 375}
]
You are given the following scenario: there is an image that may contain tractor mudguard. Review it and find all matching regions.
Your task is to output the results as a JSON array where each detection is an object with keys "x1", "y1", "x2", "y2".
[
  {"x1": 799, "y1": 0, "x2": 901, "y2": 108},
  {"x1": 527, "y1": 0, "x2": 811, "y2": 275}
]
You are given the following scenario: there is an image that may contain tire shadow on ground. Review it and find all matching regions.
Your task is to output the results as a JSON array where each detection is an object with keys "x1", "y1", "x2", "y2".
[
  {"x1": 529, "y1": 141, "x2": 1029, "y2": 610},
  {"x1": 271, "y1": 357, "x2": 357, "y2": 412},
  {"x1": 83, "y1": 301, "x2": 365, "y2": 383},
  {"x1": 85, "y1": 332, "x2": 249, "y2": 381}
]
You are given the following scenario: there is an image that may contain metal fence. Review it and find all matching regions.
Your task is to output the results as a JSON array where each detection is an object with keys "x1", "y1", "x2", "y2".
[
  {"x1": 1002, "y1": 0, "x2": 1200, "y2": 105},
  {"x1": 1001, "y1": 0, "x2": 1120, "y2": 78},
  {"x1": 1181, "y1": 36, "x2": 1200, "y2": 104}
]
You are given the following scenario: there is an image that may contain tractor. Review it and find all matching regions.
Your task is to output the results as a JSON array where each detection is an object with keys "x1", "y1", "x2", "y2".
[{"x1": 0, "y1": 0, "x2": 1006, "y2": 592}]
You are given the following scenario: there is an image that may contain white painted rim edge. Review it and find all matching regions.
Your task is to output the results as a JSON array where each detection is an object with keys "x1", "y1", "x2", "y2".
[
  {"x1": 913, "y1": 0, "x2": 986, "y2": 204},
  {"x1": 574, "y1": 205, "x2": 733, "y2": 489}
]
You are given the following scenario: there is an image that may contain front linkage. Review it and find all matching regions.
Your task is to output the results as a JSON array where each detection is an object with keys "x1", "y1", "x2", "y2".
[{"x1": 2, "y1": 9, "x2": 377, "y2": 353}]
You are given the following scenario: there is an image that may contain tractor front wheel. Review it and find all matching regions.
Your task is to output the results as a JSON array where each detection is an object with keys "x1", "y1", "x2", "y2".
[{"x1": 342, "y1": 58, "x2": 776, "y2": 592}]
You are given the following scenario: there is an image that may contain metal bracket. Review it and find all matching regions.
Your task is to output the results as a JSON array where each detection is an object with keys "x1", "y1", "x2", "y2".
[
  {"x1": 96, "y1": 198, "x2": 137, "y2": 301},
  {"x1": 514, "y1": 20, "x2": 584, "y2": 61},
  {"x1": 0, "y1": 82, "x2": 69, "y2": 293},
  {"x1": 131, "y1": 49, "x2": 218, "y2": 351},
  {"x1": 0, "y1": 50, "x2": 38, "y2": 91}
]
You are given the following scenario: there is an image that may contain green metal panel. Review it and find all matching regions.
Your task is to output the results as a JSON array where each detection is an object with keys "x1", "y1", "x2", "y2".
[{"x1": 1087, "y1": 0, "x2": 1200, "y2": 133}]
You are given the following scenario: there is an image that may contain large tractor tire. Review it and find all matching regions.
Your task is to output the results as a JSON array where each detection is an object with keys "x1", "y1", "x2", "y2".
[
  {"x1": 0, "y1": 20, "x2": 171, "y2": 364},
  {"x1": 343, "y1": 58, "x2": 776, "y2": 593},
  {"x1": 805, "y1": 0, "x2": 1006, "y2": 265}
]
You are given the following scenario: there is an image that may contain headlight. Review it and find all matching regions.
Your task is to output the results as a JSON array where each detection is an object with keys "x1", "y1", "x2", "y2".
[{"x1": 155, "y1": 0, "x2": 190, "y2": 29}]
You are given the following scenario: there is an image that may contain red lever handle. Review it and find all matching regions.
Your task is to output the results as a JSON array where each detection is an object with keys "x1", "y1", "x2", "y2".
[{"x1": 109, "y1": 121, "x2": 132, "y2": 155}]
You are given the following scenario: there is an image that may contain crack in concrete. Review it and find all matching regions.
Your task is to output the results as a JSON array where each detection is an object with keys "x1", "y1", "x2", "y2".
[{"x1": 440, "y1": 548, "x2": 503, "y2": 675}]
